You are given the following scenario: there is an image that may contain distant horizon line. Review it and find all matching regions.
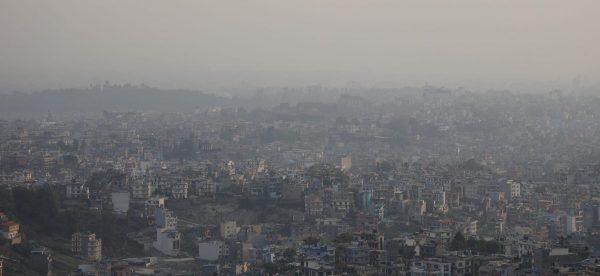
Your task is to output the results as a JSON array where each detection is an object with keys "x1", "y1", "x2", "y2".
[{"x1": 2, "y1": 81, "x2": 597, "y2": 96}]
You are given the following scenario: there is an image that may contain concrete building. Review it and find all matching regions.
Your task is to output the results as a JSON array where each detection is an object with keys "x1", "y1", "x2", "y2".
[
  {"x1": 563, "y1": 215, "x2": 580, "y2": 235},
  {"x1": 154, "y1": 228, "x2": 181, "y2": 256},
  {"x1": 65, "y1": 183, "x2": 90, "y2": 199},
  {"x1": 305, "y1": 194, "x2": 324, "y2": 217},
  {"x1": 220, "y1": 221, "x2": 240, "y2": 240},
  {"x1": 411, "y1": 259, "x2": 452, "y2": 276},
  {"x1": 171, "y1": 181, "x2": 188, "y2": 199},
  {"x1": 198, "y1": 240, "x2": 224, "y2": 261},
  {"x1": 153, "y1": 207, "x2": 181, "y2": 256},
  {"x1": 1, "y1": 221, "x2": 21, "y2": 244},
  {"x1": 341, "y1": 156, "x2": 352, "y2": 172},
  {"x1": 72, "y1": 232, "x2": 102, "y2": 261},
  {"x1": 144, "y1": 196, "x2": 166, "y2": 219},
  {"x1": 333, "y1": 196, "x2": 352, "y2": 213},
  {"x1": 506, "y1": 180, "x2": 521, "y2": 200},
  {"x1": 155, "y1": 208, "x2": 177, "y2": 230},
  {"x1": 131, "y1": 177, "x2": 152, "y2": 200},
  {"x1": 199, "y1": 179, "x2": 217, "y2": 196}
]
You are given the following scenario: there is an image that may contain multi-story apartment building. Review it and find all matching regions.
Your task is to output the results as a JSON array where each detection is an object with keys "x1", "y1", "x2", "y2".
[
  {"x1": 220, "y1": 221, "x2": 240, "y2": 240},
  {"x1": 131, "y1": 177, "x2": 152, "y2": 200},
  {"x1": 72, "y1": 232, "x2": 102, "y2": 261},
  {"x1": 65, "y1": 183, "x2": 90, "y2": 199},
  {"x1": 171, "y1": 181, "x2": 188, "y2": 199},
  {"x1": 305, "y1": 194, "x2": 324, "y2": 217}
]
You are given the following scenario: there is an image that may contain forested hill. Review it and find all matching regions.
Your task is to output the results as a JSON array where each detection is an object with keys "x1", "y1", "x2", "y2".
[{"x1": 0, "y1": 84, "x2": 229, "y2": 117}]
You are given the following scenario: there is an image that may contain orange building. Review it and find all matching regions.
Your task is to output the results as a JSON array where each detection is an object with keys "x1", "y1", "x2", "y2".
[{"x1": 1, "y1": 221, "x2": 19, "y2": 239}]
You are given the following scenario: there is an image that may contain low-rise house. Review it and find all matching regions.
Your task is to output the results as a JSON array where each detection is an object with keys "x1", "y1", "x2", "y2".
[
  {"x1": 1, "y1": 221, "x2": 21, "y2": 244},
  {"x1": 411, "y1": 258, "x2": 452, "y2": 276},
  {"x1": 301, "y1": 244, "x2": 336, "y2": 265}
]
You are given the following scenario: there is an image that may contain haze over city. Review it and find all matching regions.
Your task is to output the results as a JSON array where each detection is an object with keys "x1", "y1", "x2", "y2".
[
  {"x1": 3, "y1": 1, "x2": 600, "y2": 276},
  {"x1": 1, "y1": 0, "x2": 600, "y2": 93}
]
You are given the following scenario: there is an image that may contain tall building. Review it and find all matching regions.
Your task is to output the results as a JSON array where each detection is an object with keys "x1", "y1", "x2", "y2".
[
  {"x1": 304, "y1": 194, "x2": 324, "y2": 217},
  {"x1": 506, "y1": 180, "x2": 521, "y2": 200},
  {"x1": 358, "y1": 190, "x2": 372, "y2": 211},
  {"x1": 340, "y1": 156, "x2": 352, "y2": 172},
  {"x1": 72, "y1": 232, "x2": 102, "y2": 261},
  {"x1": 131, "y1": 177, "x2": 152, "y2": 200},
  {"x1": 220, "y1": 221, "x2": 240, "y2": 240},
  {"x1": 144, "y1": 196, "x2": 166, "y2": 218},
  {"x1": 153, "y1": 208, "x2": 181, "y2": 256},
  {"x1": 155, "y1": 208, "x2": 177, "y2": 230}
]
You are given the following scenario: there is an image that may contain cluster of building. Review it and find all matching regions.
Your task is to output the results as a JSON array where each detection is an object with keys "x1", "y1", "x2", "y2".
[{"x1": 2, "y1": 89, "x2": 600, "y2": 275}]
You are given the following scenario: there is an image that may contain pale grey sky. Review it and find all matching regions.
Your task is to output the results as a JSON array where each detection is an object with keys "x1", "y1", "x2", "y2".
[{"x1": 1, "y1": 0, "x2": 599, "y2": 92}]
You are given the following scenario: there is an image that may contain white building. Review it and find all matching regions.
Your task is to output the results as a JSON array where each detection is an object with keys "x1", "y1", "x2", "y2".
[
  {"x1": 198, "y1": 240, "x2": 224, "y2": 261},
  {"x1": 433, "y1": 190, "x2": 448, "y2": 213},
  {"x1": 153, "y1": 207, "x2": 181, "y2": 256},
  {"x1": 506, "y1": 180, "x2": 521, "y2": 200},
  {"x1": 464, "y1": 220, "x2": 478, "y2": 237},
  {"x1": 154, "y1": 228, "x2": 181, "y2": 256}
]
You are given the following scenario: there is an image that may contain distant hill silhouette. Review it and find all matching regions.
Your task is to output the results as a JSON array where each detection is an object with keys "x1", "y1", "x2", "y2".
[{"x1": 0, "y1": 83, "x2": 229, "y2": 117}]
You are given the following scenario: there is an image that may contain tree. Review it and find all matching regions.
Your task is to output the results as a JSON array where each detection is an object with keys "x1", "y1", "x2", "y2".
[
  {"x1": 303, "y1": 236, "x2": 320, "y2": 246},
  {"x1": 399, "y1": 245, "x2": 415, "y2": 259},
  {"x1": 465, "y1": 237, "x2": 502, "y2": 254},
  {"x1": 450, "y1": 232, "x2": 466, "y2": 251},
  {"x1": 333, "y1": 233, "x2": 354, "y2": 244},
  {"x1": 0, "y1": 187, "x2": 13, "y2": 212},
  {"x1": 283, "y1": 247, "x2": 297, "y2": 262},
  {"x1": 262, "y1": 262, "x2": 279, "y2": 275},
  {"x1": 13, "y1": 187, "x2": 59, "y2": 233}
]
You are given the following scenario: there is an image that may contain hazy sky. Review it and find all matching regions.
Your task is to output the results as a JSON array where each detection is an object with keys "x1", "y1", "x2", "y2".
[{"x1": 1, "y1": 0, "x2": 599, "y2": 92}]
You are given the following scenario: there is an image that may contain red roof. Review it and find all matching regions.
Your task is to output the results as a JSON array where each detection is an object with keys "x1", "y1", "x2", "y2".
[{"x1": 2, "y1": 221, "x2": 18, "y2": 227}]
